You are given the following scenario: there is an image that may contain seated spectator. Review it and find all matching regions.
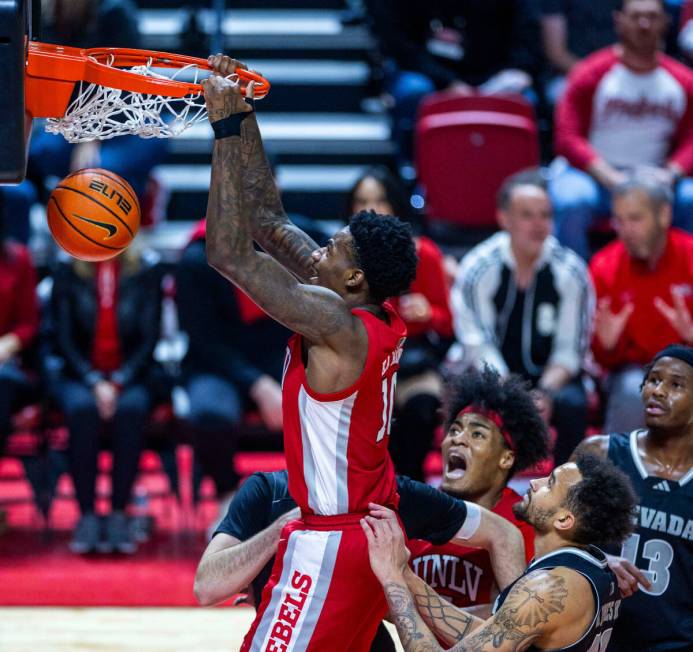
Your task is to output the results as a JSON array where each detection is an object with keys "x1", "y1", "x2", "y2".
[
  {"x1": 46, "y1": 247, "x2": 163, "y2": 555},
  {"x1": 448, "y1": 169, "x2": 594, "y2": 465},
  {"x1": 367, "y1": 0, "x2": 541, "y2": 163},
  {"x1": 539, "y1": 0, "x2": 621, "y2": 106},
  {"x1": 176, "y1": 220, "x2": 288, "y2": 511},
  {"x1": 0, "y1": 206, "x2": 39, "y2": 454},
  {"x1": 590, "y1": 175, "x2": 693, "y2": 432},
  {"x1": 550, "y1": 0, "x2": 693, "y2": 260},
  {"x1": 347, "y1": 168, "x2": 454, "y2": 480}
]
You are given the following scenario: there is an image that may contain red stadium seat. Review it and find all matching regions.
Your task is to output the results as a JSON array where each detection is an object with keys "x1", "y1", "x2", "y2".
[
  {"x1": 415, "y1": 96, "x2": 540, "y2": 229},
  {"x1": 418, "y1": 91, "x2": 536, "y2": 122}
]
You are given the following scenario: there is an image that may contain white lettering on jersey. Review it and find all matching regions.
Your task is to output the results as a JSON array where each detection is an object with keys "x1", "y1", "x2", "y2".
[{"x1": 412, "y1": 554, "x2": 484, "y2": 602}]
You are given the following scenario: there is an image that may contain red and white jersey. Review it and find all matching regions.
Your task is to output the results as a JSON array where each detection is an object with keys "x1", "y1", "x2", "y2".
[
  {"x1": 407, "y1": 488, "x2": 534, "y2": 608},
  {"x1": 281, "y1": 303, "x2": 406, "y2": 516},
  {"x1": 556, "y1": 47, "x2": 693, "y2": 174}
]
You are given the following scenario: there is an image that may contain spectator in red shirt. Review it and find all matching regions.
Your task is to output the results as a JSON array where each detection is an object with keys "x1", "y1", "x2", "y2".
[
  {"x1": 550, "y1": 0, "x2": 693, "y2": 260},
  {"x1": 46, "y1": 248, "x2": 163, "y2": 555},
  {"x1": 590, "y1": 175, "x2": 693, "y2": 432},
  {"x1": 347, "y1": 167, "x2": 454, "y2": 480},
  {"x1": 0, "y1": 205, "x2": 39, "y2": 454}
]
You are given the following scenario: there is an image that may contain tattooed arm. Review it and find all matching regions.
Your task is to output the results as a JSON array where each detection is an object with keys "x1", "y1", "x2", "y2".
[
  {"x1": 383, "y1": 568, "x2": 593, "y2": 652},
  {"x1": 194, "y1": 507, "x2": 300, "y2": 606},
  {"x1": 403, "y1": 567, "x2": 484, "y2": 646},
  {"x1": 207, "y1": 54, "x2": 319, "y2": 282},
  {"x1": 202, "y1": 74, "x2": 356, "y2": 346},
  {"x1": 361, "y1": 507, "x2": 595, "y2": 652}
]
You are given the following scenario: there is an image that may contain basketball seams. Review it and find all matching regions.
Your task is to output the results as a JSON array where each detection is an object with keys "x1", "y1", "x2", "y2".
[
  {"x1": 53, "y1": 185, "x2": 136, "y2": 238},
  {"x1": 48, "y1": 196, "x2": 124, "y2": 255}
]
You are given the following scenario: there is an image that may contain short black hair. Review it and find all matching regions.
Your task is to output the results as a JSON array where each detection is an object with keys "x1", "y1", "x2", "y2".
[
  {"x1": 443, "y1": 366, "x2": 550, "y2": 474},
  {"x1": 496, "y1": 168, "x2": 548, "y2": 211},
  {"x1": 640, "y1": 343, "x2": 693, "y2": 389},
  {"x1": 567, "y1": 452, "x2": 637, "y2": 546},
  {"x1": 347, "y1": 166, "x2": 412, "y2": 222},
  {"x1": 348, "y1": 209, "x2": 418, "y2": 304}
]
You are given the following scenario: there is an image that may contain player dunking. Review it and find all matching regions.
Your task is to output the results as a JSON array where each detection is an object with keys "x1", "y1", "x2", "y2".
[{"x1": 201, "y1": 57, "x2": 488, "y2": 650}]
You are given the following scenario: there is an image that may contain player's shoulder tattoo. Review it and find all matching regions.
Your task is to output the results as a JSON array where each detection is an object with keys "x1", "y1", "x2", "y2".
[{"x1": 455, "y1": 570, "x2": 569, "y2": 651}]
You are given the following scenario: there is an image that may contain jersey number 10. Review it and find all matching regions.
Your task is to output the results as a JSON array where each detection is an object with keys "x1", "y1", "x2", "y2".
[{"x1": 377, "y1": 373, "x2": 397, "y2": 442}]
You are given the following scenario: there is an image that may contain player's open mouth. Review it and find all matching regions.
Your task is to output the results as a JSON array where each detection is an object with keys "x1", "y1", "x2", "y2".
[
  {"x1": 445, "y1": 452, "x2": 467, "y2": 480},
  {"x1": 645, "y1": 400, "x2": 667, "y2": 415}
]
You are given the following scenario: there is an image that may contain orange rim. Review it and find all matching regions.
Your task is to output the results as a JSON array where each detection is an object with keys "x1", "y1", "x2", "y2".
[{"x1": 26, "y1": 42, "x2": 270, "y2": 118}]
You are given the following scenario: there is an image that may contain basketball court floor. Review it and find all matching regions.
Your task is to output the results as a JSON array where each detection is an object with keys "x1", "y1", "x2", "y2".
[{"x1": 0, "y1": 608, "x2": 405, "y2": 651}]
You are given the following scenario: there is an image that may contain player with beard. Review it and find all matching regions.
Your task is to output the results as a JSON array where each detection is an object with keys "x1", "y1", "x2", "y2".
[
  {"x1": 573, "y1": 344, "x2": 693, "y2": 651},
  {"x1": 362, "y1": 452, "x2": 637, "y2": 652},
  {"x1": 407, "y1": 366, "x2": 549, "y2": 635}
]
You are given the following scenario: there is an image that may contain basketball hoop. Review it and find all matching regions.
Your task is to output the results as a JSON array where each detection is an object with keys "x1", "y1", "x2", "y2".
[{"x1": 25, "y1": 42, "x2": 270, "y2": 142}]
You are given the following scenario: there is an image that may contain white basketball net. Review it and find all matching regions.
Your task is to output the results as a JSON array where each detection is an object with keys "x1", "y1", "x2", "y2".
[{"x1": 45, "y1": 57, "x2": 233, "y2": 142}]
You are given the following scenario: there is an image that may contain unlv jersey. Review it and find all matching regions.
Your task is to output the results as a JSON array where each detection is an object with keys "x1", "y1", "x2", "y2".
[
  {"x1": 408, "y1": 488, "x2": 535, "y2": 607},
  {"x1": 281, "y1": 303, "x2": 406, "y2": 515},
  {"x1": 494, "y1": 546, "x2": 621, "y2": 652},
  {"x1": 606, "y1": 431, "x2": 693, "y2": 652}
]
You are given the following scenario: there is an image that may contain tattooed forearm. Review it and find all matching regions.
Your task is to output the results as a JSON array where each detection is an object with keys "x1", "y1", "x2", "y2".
[
  {"x1": 414, "y1": 586, "x2": 476, "y2": 644},
  {"x1": 240, "y1": 115, "x2": 319, "y2": 281},
  {"x1": 205, "y1": 85, "x2": 354, "y2": 341},
  {"x1": 206, "y1": 123, "x2": 254, "y2": 274},
  {"x1": 404, "y1": 570, "x2": 481, "y2": 646},
  {"x1": 383, "y1": 581, "x2": 442, "y2": 652}
]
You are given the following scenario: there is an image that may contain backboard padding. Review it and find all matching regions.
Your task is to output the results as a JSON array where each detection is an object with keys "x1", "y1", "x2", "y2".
[{"x1": 0, "y1": 0, "x2": 29, "y2": 184}]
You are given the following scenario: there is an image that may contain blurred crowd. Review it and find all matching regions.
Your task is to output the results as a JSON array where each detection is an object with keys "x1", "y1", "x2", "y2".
[{"x1": 0, "y1": 0, "x2": 692, "y2": 555}]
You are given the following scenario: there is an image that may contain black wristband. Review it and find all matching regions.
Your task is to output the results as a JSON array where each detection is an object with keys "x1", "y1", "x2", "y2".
[{"x1": 211, "y1": 110, "x2": 253, "y2": 139}]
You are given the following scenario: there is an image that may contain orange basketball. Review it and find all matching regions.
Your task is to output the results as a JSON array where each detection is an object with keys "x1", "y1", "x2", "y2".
[{"x1": 47, "y1": 168, "x2": 141, "y2": 261}]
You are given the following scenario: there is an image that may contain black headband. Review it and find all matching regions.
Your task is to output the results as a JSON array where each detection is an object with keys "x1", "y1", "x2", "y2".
[{"x1": 652, "y1": 344, "x2": 693, "y2": 369}]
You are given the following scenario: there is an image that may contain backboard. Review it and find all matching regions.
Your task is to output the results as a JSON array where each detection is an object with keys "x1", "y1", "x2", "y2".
[{"x1": 0, "y1": 0, "x2": 37, "y2": 185}]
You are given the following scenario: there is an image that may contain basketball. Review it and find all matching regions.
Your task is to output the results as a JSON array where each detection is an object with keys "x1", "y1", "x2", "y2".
[{"x1": 47, "y1": 168, "x2": 141, "y2": 261}]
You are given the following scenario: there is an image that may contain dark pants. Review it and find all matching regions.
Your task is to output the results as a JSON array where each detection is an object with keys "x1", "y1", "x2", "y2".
[
  {"x1": 53, "y1": 378, "x2": 151, "y2": 514},
  {"x1": 0, "y1": 362, "x2": 34, "y2": 453},
  {"x1": 551, "y1": 378, "x2": 588, "y2": 466},
  {"x1": 186, "y1": 373, "x2": 243, "y2": 495}
]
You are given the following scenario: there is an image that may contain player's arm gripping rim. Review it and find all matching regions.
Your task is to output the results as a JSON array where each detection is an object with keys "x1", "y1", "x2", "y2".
[
  {"x1": 207, "y1": 54, "x2": 320, "y2": 284},
  {"x1": 201, "y1": 73, "x2": 355, "y2": 346}
]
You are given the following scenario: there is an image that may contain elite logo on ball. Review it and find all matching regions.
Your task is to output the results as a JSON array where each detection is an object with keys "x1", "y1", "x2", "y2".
[{"x1": 88, "y1": 179, "x2": 134, "y2": 215}]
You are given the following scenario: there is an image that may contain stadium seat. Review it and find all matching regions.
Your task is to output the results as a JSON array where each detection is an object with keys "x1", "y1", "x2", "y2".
[
  {"x1": 418, "y1": 91, "x2": 536, "y2": 122},
  {"x1": 415, "y1": 96, "x2": 540, "y2": 231}
]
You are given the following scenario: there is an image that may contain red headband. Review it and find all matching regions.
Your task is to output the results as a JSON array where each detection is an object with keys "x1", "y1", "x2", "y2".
[{"x1": 459, "y1": 405, "x2": 516, "y2": 452}]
